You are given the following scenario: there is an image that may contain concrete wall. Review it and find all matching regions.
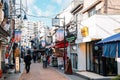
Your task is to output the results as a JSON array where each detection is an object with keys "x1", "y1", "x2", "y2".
[
  {"x1": 107, "y1": 0, "x2": 120, "y2": 14},
  {"x1": 83, "y1": 0, "x2": 98, "y2": 8},
  {"x1": 117, "y1": 59, "x2": 120, "y2": 75},
  {"x1": 58, "y1": 1, "x2": 74, "y2": 26},
  {"x1": 77, "y1": 43, "x2": 86, "y2": 71},
  {"x1": 82, "y1": 0, "x2": 120, "y2": 20}
]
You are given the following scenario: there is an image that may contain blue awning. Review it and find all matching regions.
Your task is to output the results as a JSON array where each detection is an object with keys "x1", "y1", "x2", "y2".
[
  {"x1": 97, "y1": 33, "x2": 120, "y2": 45},
  {"x1": 102, "y1": 43, "x2": 117, "y2": 58},
  {"x1": 96, "y1": 33, "x2": 120, "y2": 58}
]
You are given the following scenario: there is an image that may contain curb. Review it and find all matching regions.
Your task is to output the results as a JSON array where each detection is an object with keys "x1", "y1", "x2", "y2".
[
  {"x1": 73, "y1": 72, "x2": 90, "y2": 80},
  {"x1": 74, "y1": 72, "x2": 112, "y2": 80}
]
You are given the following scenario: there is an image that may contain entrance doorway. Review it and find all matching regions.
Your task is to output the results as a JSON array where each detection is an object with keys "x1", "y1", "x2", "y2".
[
  {"x1": 86, "y1": 40, "x2": 117, "y2": 76},
  {"x1": 70, "y1": 53, "x2": 78, "y2": 70}
]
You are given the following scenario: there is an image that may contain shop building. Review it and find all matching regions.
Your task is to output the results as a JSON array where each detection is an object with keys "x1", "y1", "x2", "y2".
[
  {"x1": 0, "y1": 0, "x2": 11, "y2": 76},
  {"x1": 70, "y1": 0, "x2": 120, "y2": 76}
]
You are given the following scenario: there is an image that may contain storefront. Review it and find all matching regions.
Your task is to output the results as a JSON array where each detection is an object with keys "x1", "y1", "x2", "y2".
[
  {"x1": 79, "y1": 15, "x2": 120, "y2": 76},
  {"x1": 97, "y1": 33, "x2": 120, "y2": 75},
  {"x1": 70, "y1": 53, "x2": 78, "y2": 70},
  {"x1": 0, "y1": 26, "x2": 10, "y2": 76},
  {"x1": 51, "y1": 40, "x2": 68, "y2": 68},
  {"x1": 66, "y1": 33, "x2": 78, "y2": 70},
  {"x1": 69, "y1": 44, "x2": 78, "y2": 71},
  {"x1": 86, "y1": 40, "x2": 117, "y2": 76}
]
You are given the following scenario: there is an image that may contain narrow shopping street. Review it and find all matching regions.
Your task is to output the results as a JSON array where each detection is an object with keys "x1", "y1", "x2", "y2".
[
  {"x1": 19, "y1": 62, "x2": 68, "y2": 80},
  {"x1": 1, "y1": 0, "x2": 120, "y2": 80}
]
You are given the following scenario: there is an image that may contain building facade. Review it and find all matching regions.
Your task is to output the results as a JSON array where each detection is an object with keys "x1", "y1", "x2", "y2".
[
  {"x1": 0, "y1": 0, "x2": 13, "y2": 76},
  {"x1": 70, "y1": 0, "x2": 120, "y2": 76}
]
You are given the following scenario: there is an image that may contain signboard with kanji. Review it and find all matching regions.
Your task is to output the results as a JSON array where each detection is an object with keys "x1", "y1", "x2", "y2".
[{"x1": 15, "y1": 57, "x2": 20, "y2": 72}]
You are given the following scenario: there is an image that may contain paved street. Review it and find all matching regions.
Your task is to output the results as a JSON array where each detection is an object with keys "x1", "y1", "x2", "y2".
[
  {"x1": 19, "y1": 62, "x2": 86, "y2": 80},
  {"x1": 19, "y1": 63, "x2": 68, "y2": 80}
]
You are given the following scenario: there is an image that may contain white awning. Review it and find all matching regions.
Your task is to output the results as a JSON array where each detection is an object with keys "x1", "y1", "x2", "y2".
[{"x1": 78, "y1": 15, "x2": 120, "y2": 43}]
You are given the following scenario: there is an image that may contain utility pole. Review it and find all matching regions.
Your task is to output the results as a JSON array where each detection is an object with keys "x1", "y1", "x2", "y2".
[{"x1": 63, "y1": 17, "x2": 66, "y2": 71}]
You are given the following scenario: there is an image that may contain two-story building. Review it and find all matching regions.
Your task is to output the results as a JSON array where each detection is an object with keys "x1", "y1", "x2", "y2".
[{"x1": 70, "y1": 0, "x2": 120, "y2": 76}]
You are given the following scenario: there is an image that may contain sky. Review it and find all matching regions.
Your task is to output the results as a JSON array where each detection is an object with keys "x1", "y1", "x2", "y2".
[{"x1": 20, "y1": 0, "x2": 72, "y2": 27}]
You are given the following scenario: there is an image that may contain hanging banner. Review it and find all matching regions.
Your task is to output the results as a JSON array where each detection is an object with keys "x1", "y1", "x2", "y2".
[
  {"x1": 56, "y1": 29, "x2": 64, "y2": 41},
  {"x1": 14, "y1": 30, "x2": 22, "y2": 42}
]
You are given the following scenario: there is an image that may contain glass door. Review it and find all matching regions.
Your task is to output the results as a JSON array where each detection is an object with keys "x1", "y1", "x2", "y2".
[{"x1": 70, "y1": 53, "x2": 78, "y2": 70}]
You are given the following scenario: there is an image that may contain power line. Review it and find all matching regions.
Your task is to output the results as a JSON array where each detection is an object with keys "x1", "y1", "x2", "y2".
[
  {"x1": 26, "y1": 4, "x2": 72, "y2": 19},
  {"x1": 26, "y1": 14, "x2": 54, "y2": 19}
]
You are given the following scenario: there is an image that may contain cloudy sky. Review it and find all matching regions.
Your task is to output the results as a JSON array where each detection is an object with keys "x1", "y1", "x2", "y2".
[{"x1": 19, "y1": 0, "x2": 72, "y2": 27}]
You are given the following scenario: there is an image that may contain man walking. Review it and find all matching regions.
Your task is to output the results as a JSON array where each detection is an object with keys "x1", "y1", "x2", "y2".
[
  {"x1": 24, "y1": 49, "x2": 32, "y2": 73},
  {"x1": 43, "y1": 54, "x2": 47, "y2": 68}
]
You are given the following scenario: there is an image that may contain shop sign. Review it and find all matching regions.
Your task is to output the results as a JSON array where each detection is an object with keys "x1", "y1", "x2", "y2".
[
  {"x1": 15, "y1": 57, "x2": 20, "y2": 72},
  {"x1": 66, "y1": 34, "x2": 76, "y2": 42},
  {"x1": 81, "y1": 26, "x2": 89, "y2": 37},
  {"x1": 52, "y1": 18, "x2": 60, "y2": 26}
]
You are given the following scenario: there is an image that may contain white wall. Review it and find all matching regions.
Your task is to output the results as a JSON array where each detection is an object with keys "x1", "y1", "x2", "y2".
[
  {"x1": 117, "y1": 58, "x2": 120, "y2": 75},
  {"x1": 77, "y1": 43, "x2": 86, "y2": 71},
  {"x1": 118, "y1": 62, "x2": 120, "y2": 75},
  {"x1": 57, "y1": 2, "x2": 74, "y2": 26},
  {"x1": 67, "y1": 44, "x2": 70, "y2": 57}
]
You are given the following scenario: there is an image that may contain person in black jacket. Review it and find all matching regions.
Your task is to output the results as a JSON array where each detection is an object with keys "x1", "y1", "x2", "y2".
[{"x1": 24, "y1": 50, "x2": 32, "y2": 73}]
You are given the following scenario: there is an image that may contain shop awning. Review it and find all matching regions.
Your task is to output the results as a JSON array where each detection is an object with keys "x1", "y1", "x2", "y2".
[
  {"x1": 55, "y1": 41, "x2": 68, "y2": 48},
  {"x1": 96, "y1": 33, "x2": 120, "y2": 58},
  {"x1": 79, "y1": 15, "x2": 120, "y2": 43},
  {"x1": 97, "y1": 33, "x2": 120, "y2": 45}
]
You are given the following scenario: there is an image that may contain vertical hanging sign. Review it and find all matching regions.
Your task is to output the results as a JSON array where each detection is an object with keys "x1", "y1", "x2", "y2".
[
  {"x1": 15, "y1": 57, "x2": 20, "y2": 72},
  {"x1": 14, "y1": 30, "x2": 22, "y2": 42}
]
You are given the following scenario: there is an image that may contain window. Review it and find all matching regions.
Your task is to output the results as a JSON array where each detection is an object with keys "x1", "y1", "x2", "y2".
[
  {"x1": 96, "y1": 9, "x2": 101, "y2": 14},
  {"x1": 88, "y1": 8, "x2": 96, "y2": 17}
]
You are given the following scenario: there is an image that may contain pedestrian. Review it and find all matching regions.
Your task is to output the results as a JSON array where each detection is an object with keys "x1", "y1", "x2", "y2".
[
  {"x1": 21, "y1": 46, "x2": 25, "y2": 59},
  {"x1": 33, "y1": 52, "x2": 36, "y2": 63},
  {"x1": 65, "y1": 57, "x2": 73, "y2": 74},
  {"x1": 14, "y1": 43, "x2": 20, "y2": 63},
  {"x1": 43, "y1": 54, "x2": 47, "y2": 68},
  {"x1": 24, "y1": 50, "x2": 32, "y2": 73}
]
